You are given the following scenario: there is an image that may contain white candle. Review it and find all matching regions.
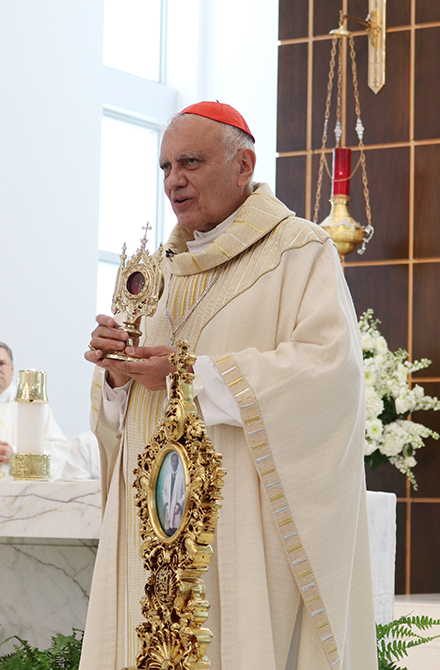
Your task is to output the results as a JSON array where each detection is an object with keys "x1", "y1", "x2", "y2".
[{"x1": 16, "y1": 402, "x2": 45, "y2": 454}]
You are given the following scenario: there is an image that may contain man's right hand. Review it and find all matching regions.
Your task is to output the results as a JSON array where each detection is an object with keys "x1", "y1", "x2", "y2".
[{"x1": 84, "y1": 315, "x2": 131, "y2": 388}]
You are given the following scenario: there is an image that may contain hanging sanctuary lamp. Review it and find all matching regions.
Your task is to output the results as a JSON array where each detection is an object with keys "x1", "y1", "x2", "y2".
[{"x1": 314, "y1": 4, "x2": 386, "y2": 260}]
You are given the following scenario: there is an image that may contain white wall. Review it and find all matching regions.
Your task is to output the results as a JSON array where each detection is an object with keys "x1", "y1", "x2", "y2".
[
  {"x1": 200, "y1": 0, "x2": 279, "y2": 189},
  {"x1": 0, "y1": 1, "x2": 104, "y2": 439},
  {"x1": 166, "y1": 0, "x2": 279, "y2": 190}
]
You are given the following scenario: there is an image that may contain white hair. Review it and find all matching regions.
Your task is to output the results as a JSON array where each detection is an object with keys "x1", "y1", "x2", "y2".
[
  {"x1": 221, "y1": 124, "x2": 255, "y2": 161},
  {"x1": 165, "y1": 112, "x2": 255, "y2": 161}
]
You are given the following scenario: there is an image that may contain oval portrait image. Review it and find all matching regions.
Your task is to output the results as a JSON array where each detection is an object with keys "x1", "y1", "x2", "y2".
[
  {"x1": 156, "y1": 451, "x2": 186, "y2": 537},
  {"x1": 127, "y1": 271, "x2": 145, "y2": 295}
]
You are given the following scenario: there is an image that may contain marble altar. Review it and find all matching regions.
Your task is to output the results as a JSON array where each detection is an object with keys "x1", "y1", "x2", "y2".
[
  {"x1": 0, "y1": 481, "x2": 101, "y2": 654},
  {"x1": 366, "y1": 490, "x2": 397, "y2": 624}
]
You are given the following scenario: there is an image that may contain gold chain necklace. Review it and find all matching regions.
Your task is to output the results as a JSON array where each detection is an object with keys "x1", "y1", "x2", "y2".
[{"x1": 166, "y1": 268, "x2": 222, "y2": 346}]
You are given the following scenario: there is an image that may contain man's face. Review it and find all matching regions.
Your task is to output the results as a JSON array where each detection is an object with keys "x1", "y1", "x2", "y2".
[
  {"x1": 0, "y1": 348, "x2": 14, "y2": 395},
  {"x1": 171, "y1": 453, "x2": 178, "y2": 472},
  {"x1": 159, "y1": 115, "x2": 250, "y2": 232}
]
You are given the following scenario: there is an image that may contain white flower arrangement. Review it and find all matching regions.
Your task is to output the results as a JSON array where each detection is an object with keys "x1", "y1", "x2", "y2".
[{"x1": 360, "y1": 309, "x2": 440, "y2": 489}]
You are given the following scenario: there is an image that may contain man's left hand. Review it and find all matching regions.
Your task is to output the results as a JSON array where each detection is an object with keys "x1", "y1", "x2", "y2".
[{"x1": 99, "y1": 346, "x2": 178, "y2": 391}]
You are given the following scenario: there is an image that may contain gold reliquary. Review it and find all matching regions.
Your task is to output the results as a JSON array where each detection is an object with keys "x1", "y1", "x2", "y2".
[
  {"x1": 127, "y1": 340, "x2": 226, "y2": 670},
  {"x1": 105, "y1": 225, "x2": 164, "y2": 362}
]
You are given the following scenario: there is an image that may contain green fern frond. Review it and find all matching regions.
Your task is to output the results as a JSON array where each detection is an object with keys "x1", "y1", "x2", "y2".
[
  {"x1": 0, "y1": 630, "x2": 83, "y2": 670},
  {"x1": 378, "y1": 659, "x2": 401, "y2": 670},
  {"x1": 377, "y1": 615, "x2": 440, "y2": 669}
]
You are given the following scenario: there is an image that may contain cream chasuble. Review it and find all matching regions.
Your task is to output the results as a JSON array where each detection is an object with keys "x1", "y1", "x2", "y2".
[{"x1": 80, "y1": 183, "x2": 378, "y2": 670}]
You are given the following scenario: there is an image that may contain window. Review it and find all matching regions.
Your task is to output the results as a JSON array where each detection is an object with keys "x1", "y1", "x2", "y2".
[
  {"x1": 98, "y1": 0, "x2": 175, "y2": 316},
  {"x1": 97, "y1": 113, "x2": 160, "y2": 314},
  {"x1": 99, "y1": 114, "x2": 159, "y2": 256}
]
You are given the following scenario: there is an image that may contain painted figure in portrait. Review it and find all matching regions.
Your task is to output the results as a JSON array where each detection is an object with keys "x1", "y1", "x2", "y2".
[{"x1": 157, "y1": 451, "x2": 185, "y2": 537}]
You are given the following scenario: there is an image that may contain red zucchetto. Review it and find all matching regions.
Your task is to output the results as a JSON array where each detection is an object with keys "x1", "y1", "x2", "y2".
[{"x1": 179, "y1": 100, "x2": 255, "y2": 142}]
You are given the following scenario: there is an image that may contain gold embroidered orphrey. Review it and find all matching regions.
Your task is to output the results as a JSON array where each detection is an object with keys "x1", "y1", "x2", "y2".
[
  {"x1": 105, "y1": 224, "x2": 165, "y2": 363},
  {"x1": 123, "y1": 339, "x2": 226, "y2": 670}
]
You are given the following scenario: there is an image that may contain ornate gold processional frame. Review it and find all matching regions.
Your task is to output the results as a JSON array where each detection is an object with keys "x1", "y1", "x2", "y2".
[{"x1": 125, "y1": 340, "x2": 226, "y2": 670}]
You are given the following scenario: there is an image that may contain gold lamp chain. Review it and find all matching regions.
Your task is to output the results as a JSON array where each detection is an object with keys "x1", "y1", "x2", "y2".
[
  {"x1": 313, "y1": 36, "x2": 338, "y2": 223},
  {"x1": 348, "y1": 34, "x2": 374, "y2": 252},
  {"x1": 335, "y1": 37, "x2": 344, "y2": 147}
]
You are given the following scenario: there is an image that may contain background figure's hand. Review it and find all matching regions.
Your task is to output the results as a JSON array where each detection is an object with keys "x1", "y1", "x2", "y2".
[
  {"x1": 99, "y1": 345, "x2": 178, "y2": 391},
  {"x1": 84, "y1": 314, "x2": 134, "y2": 388},
  {"x1": 0, "y1": 441, "x2": 13, "y2": 465}
]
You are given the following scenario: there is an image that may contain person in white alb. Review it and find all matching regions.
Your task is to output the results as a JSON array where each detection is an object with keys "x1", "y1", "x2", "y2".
[
  {"x1": 61, "y1": 430, "x2": 100, "y2": 480},
  {"x1": 80, "y1": 102, "x2": 378, "y2": 670},
  {"x1": 0, "y1": 342, "x2": 70, "y2": 480}
]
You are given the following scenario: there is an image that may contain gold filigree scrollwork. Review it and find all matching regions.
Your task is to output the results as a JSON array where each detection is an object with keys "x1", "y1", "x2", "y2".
[{"x1": 130, "y1": 339, "x2": 226, "y2": 670}]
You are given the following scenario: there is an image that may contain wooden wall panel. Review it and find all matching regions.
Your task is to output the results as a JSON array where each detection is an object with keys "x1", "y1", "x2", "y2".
[
  {"x1": 366, "y1": 461, "x2": 407, "y2": 498},
  {"x1": 348, "y1": 0, "x2": 411, "y2": 27},
  {"x1": 278, "y1": 0, "x2": 440, "y2": 596},
  {"x1": 344, "y1": 265, "x2": 409, "y2": 350},
  {"x1": 346, "y1": 32, "x2": 411, "y2": 146},
  {"x1": 414, "y1": 145, "x2": 440, "y2": 258},
  {"x1": 347, "y1": 0, "x2": 369, "y2": 20},
  {"x1": 380, "y1": 0, "x2": 411, "y2": 27},
  {"x1": 415, "y1": 27, "x2": 440, "y2": 140},
  {"x1": 275, "y1": 155, "x2": 307, "y2": 215},
  {"x1": 277, "y1": 43, "x2": 308, "y2": 152},
  {"x1": 313, "y1": 0, "x2": 341, "y2": 36},
  {"x1": 411, "y1": 504, "x2": 440, "y2": 593},
  {"x1": 416, "y1": 3, "x2": 440, "y2": 24},
  {"x1": 347, "y1": 0, "x2": 411, "y2": 27},
  {"x1": 413, "y1": 263, "x2": 440, "y2": 378},
  {"x1": 348, "y1": 147, "x2": 410, "y2": 261},
  {"x1": 278, "y1": 0, "x2": 308, "y2": 40}
]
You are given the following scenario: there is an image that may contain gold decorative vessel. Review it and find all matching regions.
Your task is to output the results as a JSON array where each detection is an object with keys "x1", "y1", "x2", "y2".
[{"x1": 320, "y1": 196, "x2": 365, "y2": 259}]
